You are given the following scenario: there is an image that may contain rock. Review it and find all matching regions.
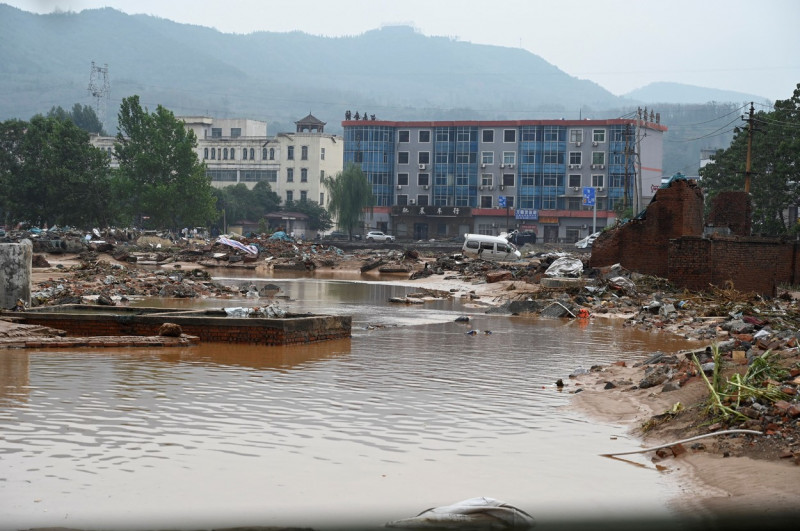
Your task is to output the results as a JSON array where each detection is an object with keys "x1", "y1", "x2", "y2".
[
  {"x1": 604, "y1": 381, "x2": 616, "y2": 389},
  {"x1": 639, "y1": 366, "x2": 671, "y2": 389},
  {"x1": 31, "y1": 254, "x2": 51, "y2": 267},
  {"x1": 662, "y1": 381, "x2": 681, "y2": 392},
  {"x1": 486, "y1": 270, "x2": 513, "y2": 283},
  {"x1": 158, "y1": 323, "x2": 183, "y2": 337}
]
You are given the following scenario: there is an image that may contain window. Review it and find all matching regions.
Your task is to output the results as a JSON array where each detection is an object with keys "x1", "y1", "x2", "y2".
[
  {"x1": 398, "y1": 152, "x2": 409, "y2": 164},
  {"x1": 482, "y1": 130, "x2": 494, "y2": 143},
  {"x1": 398, "y1": 130, "x2": 410, "y2": 143},
  {"x1": 286, "y1": 190, "x2": 293, "y2": 202},
  {"x1": 287, "y1": 146, "x2": 295, "y2": 160},
  {"x1": 397, "y1": 173, "x2": 409, "y2": 186},
  {"x1": 230, "y1": 148, "x2": 235, "y2": 159},
  {"x1": 397, "y1": 194, "x2": 408, "y2": 206},
  {"x1": 544, "y1": 152, "x2": 564, "y2": 164},
  {"x1": 321, "y1": 147, "x2": 325, "y2": 160},
  {"x1": 211, "y1": 128, "x2": 222, "y2": 138},
  {"x1": 435, "y1": 129, "x2": 450, "y2": 142},
  {"x1": 502, "y1": 173, "x2": 515, "y2": 187},
  {"x1": 592, "y1": 152, "x2": 606, "y2": 165},
  {"x1": 320, "y1": 192, "x2": 325, "y2": 204},
  {"x1": 269, "y1": 148, "x2": 275, "y2": 160},
  {"x1": 504, "y1": 196, "x2": 514, "y2": 208},
  {"x1": 320, "y1": 170, "x2": 325, "y2": 181},
  {"x1": 287, "y1": 168, "x2": 294, "y2": 182},
  {"x1": 569, "y1": 152, "x2": 582, "y2": 165},
  {"x1": 301, "y1": 146, "x2": 308, "y2": 160},
  {"x1": 592, "y1": 129, "x2": 606, "y2": 143},
  {"x1": 211, "y1": 148, "x2": 216, "y2": 160},
  {"x1": 502, "y1": 152, "x2": 516, "y2": 165},
  {"x1": 417, "y1": 194, "x2": 429, "y2": 206},
  {"x1": 418, "y1": 152, "x2": 430, "y2": 164},
  {"x1": 242, "y1": 149, "x2": 247, "y2": 160},
  {"x1": 480, "y1": 174, "x2": 493, "y2": 186},
  {"x1": 481, "y1": 152, "x2": 494, "y2": 165},
  {"x1": 262, "y1": 147, "x2": 267, "y2": 160},
  {"x1": 231, "y1": 128, "x2": 241, "y2": 138},
  {"x1": 249, "y1": 148, "x2": 254, "y2": 160},
  {"x1": 569, "y1": 174, "x2": 582, "y2": 188},
  {"x1": 457, "y1": 130, "x2": 471, "y2": 142},
  {"x1": 203, "y1": 148, "x2": 208, "y2": 159},
  {"x1": 570, "y1": 129, "x2": 584, "y2": 144},
  {"x1": 503, "y1": 129, "x2": 516, "y2": 143},
  {"x1": 592, "y1": 174, "x2": 605, "y2": 188},
  {"x1": 418, "y1": 130, "x2": 430, "y2": 143},
  {"x1": 300, "y1": 191, "x2": 308, "y2": 201},
  {"x1": 480, "y1": 195, "x2": 493, "y2": 208},
  {"x1": 568, "y1": 197, "x2": 583, "y2": 210},
  {"x1": 418, "y1": 173, "x2": 430, "y2": 186},
  {"x1": 301, "y1": 168, "x2": 308, "y2": 182},
  {"x1": 223, "y1": 148, "x2": 228, "y2": 160}
]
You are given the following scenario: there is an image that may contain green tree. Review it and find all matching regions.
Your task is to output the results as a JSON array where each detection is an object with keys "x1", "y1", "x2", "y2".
[
  {"x1": 211, "y1": 181, "x2": 281, "y2": 232},
  {"x1": 114, "y1": 95, "x2": 217, "y2": 229},
  {"x1": 47, "y1": 103, "x2": 106, "y2": 135},
  {"x1": 0, "y1": 115, "x2": 111, "y2": 228},
  {"x1": 323, "y1": 164, "x2": 374, "y2": 239},
  {"x1": 284, "y1": 198, "x2": 332, "y2": 232},
  {"x1": 699, "y1": 84, "x2": 800, "y2": 236}
]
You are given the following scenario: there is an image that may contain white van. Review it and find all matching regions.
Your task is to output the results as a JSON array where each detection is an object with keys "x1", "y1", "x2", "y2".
[{"x1": 462, "y1": 234, "x2": 521, "y2": 261}]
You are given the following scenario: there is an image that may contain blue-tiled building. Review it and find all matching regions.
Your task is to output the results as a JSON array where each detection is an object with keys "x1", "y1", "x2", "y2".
[{"x1": 343, "y1": 117, "x2": 666, "y2": 243}]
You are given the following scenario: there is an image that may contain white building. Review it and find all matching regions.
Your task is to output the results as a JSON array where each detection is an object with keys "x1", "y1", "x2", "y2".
[{"x1": 90, "y1": 113, "x2": 343, "y2": 208}]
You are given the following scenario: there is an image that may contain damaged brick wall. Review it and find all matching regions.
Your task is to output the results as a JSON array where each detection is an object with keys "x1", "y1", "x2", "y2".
[
  {"x1": 706, "y1": 191, "x2": 752, "y2": 236},
  {"x1": 589, "y1": 179, "x2": 705, "y2": 278},
  {"x1": 668, "y1": 236, "x2": 799, "y2": 296}
]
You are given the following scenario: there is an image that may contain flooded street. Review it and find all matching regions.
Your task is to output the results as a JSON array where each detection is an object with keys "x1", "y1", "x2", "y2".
[{"x1": 0, "y1": 275, "x2": 700, "y2": 530}]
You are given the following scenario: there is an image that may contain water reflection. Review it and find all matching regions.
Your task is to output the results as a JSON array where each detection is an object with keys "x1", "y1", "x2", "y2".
[{"x1": 0, "y1": 277, "x2": 702, "y2": 530}]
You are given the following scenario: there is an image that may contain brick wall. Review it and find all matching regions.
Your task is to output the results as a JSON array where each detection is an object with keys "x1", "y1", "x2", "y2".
[
  {"x1": 590, "y1": 179, "x2": 704, "y2": 277},
  {"x1": 668, "y1": 236, "x2": 799, "y2": 296},
  {"x1": 707, "y1": 191, "x2": 752, "y2": 236},
  {"x1": 16, "y1": 312, "x2": 352, "y2": 345}
]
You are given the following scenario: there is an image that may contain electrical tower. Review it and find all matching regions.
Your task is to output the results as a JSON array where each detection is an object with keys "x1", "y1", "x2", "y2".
[{"x1": 88, "y1": 61, "x2": 110, "y2": 130}]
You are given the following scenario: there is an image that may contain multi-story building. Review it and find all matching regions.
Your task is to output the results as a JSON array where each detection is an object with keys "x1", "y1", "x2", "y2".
[
  {"x1": 91, "y1": 113, "x2": 343, "y2": 209},
  {"x1": 343, "y1": 117, "x2": 666, "y2": 242}
]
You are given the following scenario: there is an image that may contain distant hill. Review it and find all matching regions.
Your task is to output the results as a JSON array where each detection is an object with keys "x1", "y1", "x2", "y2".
[
  {"x1": 0, "y1": 4, "x2": 770, "y2": 176},
  {"x1": 625, "y1": 82, "x2": 771, "y2": 106}
]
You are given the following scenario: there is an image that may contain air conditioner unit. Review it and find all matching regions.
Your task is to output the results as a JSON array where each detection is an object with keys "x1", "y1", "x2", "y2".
[
  {"x1": 592, "y1": 141, "x2": 598, "y2": 147},
  {"x1": 423, "y1": 185, "x2": 429, "y2": 190},
  {"x1": 576, "y1": 141, "x2": 582, "y2": 147},
  {"x1": 409, "y1": 199, "x2": 416, "y2": 205},
  {"x1": 598, "y1": 187, "x2": 604, "y2": 191},
  {"x1": 600, "y1": 164, "x2": 605, "y2": 169},
  {"x1": 509, "y1": 164, "x2": 515, "y2": 168},
  {"x1": 572, "y1": 186, "x2": 579, "y2": 191},
  {"x1": 397, "y1": 184, "x2": 402, "y2": 189},
  {"x1": 499, "y1": 185, "x2": 505, "y2": 191},
  {"x1": 576, "y1": 165, "x2": 582, "y2": 169},
  {"x1": 479, "y1": 185, "x2": 484, "y2": 190},
  {"x1": 480, "y1": 163, "x2": 486, "y2": 168},
  {"x1": 499, "y1": 163, "x2": 505, "y2": 168},
  {"x1": 568, "y1": 164, "x2": 575, "y2": 169},
  {"x1": 419, "y1": 164, "x2": 426, "y2": 170},
  {"x1": 591, "y1": 164, "x2": 597, "y2": 169},
  {"x1": 488, "y1": 186, "x2": 494, "y2": 191},
  {"x1": 581, "y1": 224, "x2": 588, "y2": 229}
]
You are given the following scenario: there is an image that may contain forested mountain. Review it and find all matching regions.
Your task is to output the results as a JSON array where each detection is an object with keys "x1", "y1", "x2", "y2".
[{"x1": 0, "y1": 4, "x2": 775, "y2": 176}]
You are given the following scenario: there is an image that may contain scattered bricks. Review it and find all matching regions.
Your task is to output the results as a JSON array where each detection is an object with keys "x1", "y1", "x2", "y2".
[
  {"x1": 670, "y1": 443, "x2": 688, "y2": 457},
  {"x1": 732, "y1": 350, "x2": 747, "y2": 364},
  {"x1": 612, "y1": 361, "x2": 627, "y2": 367},
  {"x1": 787, "y1": 405, "x2": 800, "y2": 418},
  {"x1": 485, "y1": 271, "x2": 513, "y2": 283},
  {"x1": 774, "y1": 401, "x2": 793, "y2": 414}
]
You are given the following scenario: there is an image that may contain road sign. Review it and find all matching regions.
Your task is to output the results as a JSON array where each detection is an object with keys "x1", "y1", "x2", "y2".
[
  {"x1": 498, "y1": 196, "x2": 507, "y2": 208},
  {"x1": 582, "y1": 187, "x2": 596, "y2": 207}
]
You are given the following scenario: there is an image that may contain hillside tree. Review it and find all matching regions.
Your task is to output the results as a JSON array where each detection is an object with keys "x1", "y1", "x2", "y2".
[
  {"x1": 323, "y1": 164, "x2": 374, "y2": 239},
  {"x1": 113, "y1": 95, "x2": 217, "y2": 229},
  {"x1": 699, "y1": 84, "x2": 800, "y2": 236},
  {"x1": 284, "y1": 198, "x2": 332, "y2": 233},
  {"x1": 47, "y1": 103, "x2": 106, "y2": 135}
]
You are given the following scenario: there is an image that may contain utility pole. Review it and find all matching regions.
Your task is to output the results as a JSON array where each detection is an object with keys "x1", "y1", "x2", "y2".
[
  {"x1": 744, "y1": 102, "x2": 754, "y2": 193},
  {"x1": 623, "y1": 123, "x2": 632, "y2": 212}
]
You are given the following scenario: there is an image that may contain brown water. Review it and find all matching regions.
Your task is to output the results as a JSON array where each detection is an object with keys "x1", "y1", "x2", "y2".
[{"x1": 0, "y1": 276, "x2": 700, "y2": 530}]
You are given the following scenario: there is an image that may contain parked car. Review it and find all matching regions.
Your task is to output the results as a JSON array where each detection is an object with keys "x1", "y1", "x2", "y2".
[
  {"x1": 507, "y1": 230, "x2": 537, "y2": 246},
  {"x1": 324, "y1": 231, "x2": 360, "y2": 240},
  {"x1": 365, "y1": 230, "x2": 395, "y2": 243},
  {"x1": 575, "y1": 232, "x2": 602, "y2": 249},
  {"x1": 462, "y1": 233, "x2": 521, "y2": 261}
]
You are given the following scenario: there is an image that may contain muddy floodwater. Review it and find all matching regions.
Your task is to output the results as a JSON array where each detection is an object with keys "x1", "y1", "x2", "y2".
[{"x1": 0, "y1": 274, "x2": 701, "y2": 530}]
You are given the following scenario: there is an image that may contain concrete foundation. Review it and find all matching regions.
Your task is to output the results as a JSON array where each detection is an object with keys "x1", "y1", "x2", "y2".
[{"x1": 0, "y1": 240, "x2": 32, "y2": 310}]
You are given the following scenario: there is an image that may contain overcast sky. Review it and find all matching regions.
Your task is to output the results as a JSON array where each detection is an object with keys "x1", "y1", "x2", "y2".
[{"x1": 7, "y1": 0, "x2": 799, "y2": 101}]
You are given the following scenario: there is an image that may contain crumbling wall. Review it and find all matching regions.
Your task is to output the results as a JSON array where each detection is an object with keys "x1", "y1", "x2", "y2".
[
  {"x1": 706, "y1": 191, "x2": 752, "y2": 236},
  {"x1": 590, "y1": 179, "x2": 704, "y2": 277},
  {"x1": 668, "y1": 236, "x2": 797, "y2": 296}
]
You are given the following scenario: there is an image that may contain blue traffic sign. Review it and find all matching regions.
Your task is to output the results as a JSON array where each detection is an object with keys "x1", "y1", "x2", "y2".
[
  {"x1": 582, "y1": 187, "x2": 596, "y2": 206},
  {"x1": 498, "y1": 196, "x2": 507, "y2": 208}
]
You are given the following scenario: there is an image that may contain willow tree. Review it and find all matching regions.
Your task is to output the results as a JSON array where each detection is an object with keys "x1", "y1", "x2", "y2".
[{"x1": 324, "y1": 163, "x2": 374, "y2": 239}]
